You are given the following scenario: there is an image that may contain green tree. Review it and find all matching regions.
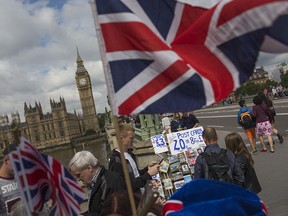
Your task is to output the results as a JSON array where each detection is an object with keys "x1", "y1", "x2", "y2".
[
  {"x1": 243, "y1": 82, "x2": 262, "y2": 95},
  {"x1": 264, "y1": 79, "x2": 278, "y2": 90},
  {"x1": 85, "y1": 129, "x2": 96, "y2": 136},
  {"x1": 234, "y1": 84, "x2": 246, "y2": 96},
  {"x1": 97, "y1": 113, "x2": 106, "y2": 130},
  {"x1": 280, "y1": 72, "x2": 288, "y2": 88}
]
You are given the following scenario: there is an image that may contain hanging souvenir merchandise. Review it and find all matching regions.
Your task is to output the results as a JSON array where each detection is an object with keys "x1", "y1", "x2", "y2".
[
  {"x1": 150, "y1": 126, "x2": 206, "y2": 198},
  {"x1": 162, "y1": 178, "x2": 173, "y2": 190},
  {"x1": 151, "y1": 174, "x2": 165, "y2": 198}
]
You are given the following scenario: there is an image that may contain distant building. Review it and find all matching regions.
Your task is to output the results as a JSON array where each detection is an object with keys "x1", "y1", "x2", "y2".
[
  {"x1": 0, "y1": 49, "x2": 100, "y2": 150},
  {"x1": 269, "y1": 63, "x2": 288, "y2": 83},
  {"x1": 249, "y1": 67, "x2": 269, "y2": 84},
  {"x1": 0, "y1": 115, "x2": 9, "y2": 125},
  {"x1": 23, "y1": 98, "x2": 81, "y2": 148},
  {"x1": 270, "y1": 68, "x2": 282, "y2": 83}
]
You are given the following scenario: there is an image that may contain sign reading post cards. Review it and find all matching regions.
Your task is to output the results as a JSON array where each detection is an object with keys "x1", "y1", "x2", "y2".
[
  {"x1": 167, "y1": 126, "x2": 205, "y2": 155},
  {"x1": 151, "y1": 134, "x2": 169, "y2": 154}
]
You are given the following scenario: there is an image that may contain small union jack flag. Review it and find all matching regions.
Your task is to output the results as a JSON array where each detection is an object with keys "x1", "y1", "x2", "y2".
[
  {"x1": 92, "y1": 0, "x2": 288, "y2": 115},
  {"x1": 9, "y1": 137, "x2": 85, "y2": 216}
]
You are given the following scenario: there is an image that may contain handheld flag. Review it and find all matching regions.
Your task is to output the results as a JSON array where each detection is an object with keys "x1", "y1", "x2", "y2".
[
  {"x1": 92, "y1": 0, "x2": 288, "y2": 115},
  {"x1": 9, "y1": 137, "x2": 85, "y2": 216}
]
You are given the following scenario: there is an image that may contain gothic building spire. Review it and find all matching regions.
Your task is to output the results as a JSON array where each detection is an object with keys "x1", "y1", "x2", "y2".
[
  {"x1": 76, "y1": 47, "x2": 86, "y2": 74},
  {"x1": 76, "y1": 47, "x2": 83, "y2": 64}
]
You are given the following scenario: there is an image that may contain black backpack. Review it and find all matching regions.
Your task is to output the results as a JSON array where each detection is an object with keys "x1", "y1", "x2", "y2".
[
  {"x1": 240, "y1": 112, "x2": 255, "y2": 128},
  {"x1": 201, "y1": 149, "x2": 233, "y2": 183}
]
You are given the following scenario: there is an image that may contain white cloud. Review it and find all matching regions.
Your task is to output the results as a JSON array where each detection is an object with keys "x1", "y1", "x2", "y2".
[{"x1": 0, "y1": 0, "x2": 107, "y2": 122}]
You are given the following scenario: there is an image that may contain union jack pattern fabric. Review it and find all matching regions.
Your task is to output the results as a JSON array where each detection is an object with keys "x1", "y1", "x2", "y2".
[
  {"x1": 161, "y1": 179, "x2": 268, "y2": 216},
  {"x1": 9, "y1": 137, "x2": 84, "y2": 216},
  {"x1": 93, "y1": 0, "x2": 288, "y2": 115}
]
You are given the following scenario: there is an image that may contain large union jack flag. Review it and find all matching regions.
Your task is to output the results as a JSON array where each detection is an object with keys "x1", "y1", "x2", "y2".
[
  {"x1": 9, "y1": 137, "x2": 85, "y2": 216},
  {"x1": 93, "y1": 0, "x2": 288, "y2": 115}
]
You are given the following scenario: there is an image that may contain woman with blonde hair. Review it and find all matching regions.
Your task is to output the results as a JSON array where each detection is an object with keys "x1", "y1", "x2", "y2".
[{"x1": 225, "y1": 132, "x2": 261, "y2": 194}]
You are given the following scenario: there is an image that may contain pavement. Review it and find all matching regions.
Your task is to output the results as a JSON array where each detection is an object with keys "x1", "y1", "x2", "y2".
[{"x1": 216, "y1": 130, "x2": 288, "y2": 216}]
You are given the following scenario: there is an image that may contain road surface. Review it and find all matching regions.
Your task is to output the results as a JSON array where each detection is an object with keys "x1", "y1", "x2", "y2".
[{"x1": 195, "y1": 98, "x2": 288, "y2": 215}]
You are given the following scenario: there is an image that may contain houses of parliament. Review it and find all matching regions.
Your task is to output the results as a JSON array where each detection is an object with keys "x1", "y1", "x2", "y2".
[{"x1": 0, "y1": 49, "x2": 100, "y2": 150}]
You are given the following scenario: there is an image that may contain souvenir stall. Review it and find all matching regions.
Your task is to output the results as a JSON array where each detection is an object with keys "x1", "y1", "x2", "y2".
[{"x1": 150, "y1": 126, "x2": 206, "y2": 199}]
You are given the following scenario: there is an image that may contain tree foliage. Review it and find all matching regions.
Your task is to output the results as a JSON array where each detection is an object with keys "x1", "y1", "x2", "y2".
[
  {"x1": 234, "y1": 79, "x2": 279, "y2": 96},
  {"x1": 97, "y1": 113, "x2": 106, "y2": 130},
  {"x1": 85, "y1": 129, "x2": 96, "y2": 136},
  {"x1": 265, "y1": 79, "x2": 278, "y2": 89},
  {"x1": 281, "y1": 71, "x2": 288, "y2": 88}
]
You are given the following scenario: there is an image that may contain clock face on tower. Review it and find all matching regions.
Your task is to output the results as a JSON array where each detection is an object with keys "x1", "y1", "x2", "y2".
[{"x1": 79, "y1": 78, "x2": 87, "y2": 86}]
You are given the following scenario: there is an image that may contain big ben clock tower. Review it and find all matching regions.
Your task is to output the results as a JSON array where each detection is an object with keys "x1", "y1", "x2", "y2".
[{"x1": 75, "y1": 48, "x2": 100, "y2": 133}]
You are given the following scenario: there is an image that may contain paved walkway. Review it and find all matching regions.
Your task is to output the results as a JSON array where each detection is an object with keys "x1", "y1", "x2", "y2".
[{"x1": 216, "y1": 130, "x2": 288, "y2": 216}]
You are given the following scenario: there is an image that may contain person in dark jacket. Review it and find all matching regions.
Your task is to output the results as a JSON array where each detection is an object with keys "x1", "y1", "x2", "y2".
[
  {"x1": 170, "y1": 112, "x2": 183, "y2": 132},
  {"x1": 194, "y1": 127, "x2": 244, "y2": 186},
  {"x1": 109, "y1": 123, "x2": 160, "y2": 194},
  {"x1": 69, "y1": 151, "x2": 124, "y2": 216},
  {"x1": 225, "y1": 132, "x2": 262, "y2": 194},
  {"x1": 237, "y1": 99, "x2": 257, "y2": 154},
  {"x1": 181, "y1": 112, "x2": 199, "y2": 129},
  {"x1": 252, "y1": 95, "x2": 274, "y2": 153}
]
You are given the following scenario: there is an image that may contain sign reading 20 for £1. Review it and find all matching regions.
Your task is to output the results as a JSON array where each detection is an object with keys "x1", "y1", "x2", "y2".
[{"x1": 167, "y1": 126, "x2": 205, "y2": 155}]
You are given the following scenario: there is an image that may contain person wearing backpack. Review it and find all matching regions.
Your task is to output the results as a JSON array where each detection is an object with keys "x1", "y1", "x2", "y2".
[
  {"x1": 194, "y1": 127, "x2": 244, "y2": 186},
  {"x1": 237, "y1": 99, "x2": 257, "y2": 154}
]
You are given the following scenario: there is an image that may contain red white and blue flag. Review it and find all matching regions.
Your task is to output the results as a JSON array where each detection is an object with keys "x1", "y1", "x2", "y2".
[
  {"x1": 9, "y1": 137, "x2": 85, "y2": 216},
  {"x1": 93, "y1": 0, "x2": 288, "y2": 115}
]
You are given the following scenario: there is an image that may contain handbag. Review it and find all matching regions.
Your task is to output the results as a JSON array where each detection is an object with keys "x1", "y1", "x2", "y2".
[
  {"x1": 269, "y1": 107, "x2": 276, "y2": 117},
  {"x1": 259, "y1": 105, "x2": 273, "y2": 123}
]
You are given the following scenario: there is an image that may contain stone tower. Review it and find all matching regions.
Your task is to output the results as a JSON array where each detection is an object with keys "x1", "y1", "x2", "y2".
[{"x1": 75, "y1": 48, "x2": 100, "y2": 133}]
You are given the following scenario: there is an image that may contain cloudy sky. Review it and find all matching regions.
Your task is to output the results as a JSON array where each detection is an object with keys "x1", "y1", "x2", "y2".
[{"x1": 0, "y1": 0, "x2": 287, "y2": 122}]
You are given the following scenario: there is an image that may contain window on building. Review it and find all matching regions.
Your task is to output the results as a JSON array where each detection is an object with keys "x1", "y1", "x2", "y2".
[
  {"x1": 35, "y1": 136, "x2": 40, "y2": 142},
  {"x1": 60, "y1": 131, "x2": 65, "y2": 137}
]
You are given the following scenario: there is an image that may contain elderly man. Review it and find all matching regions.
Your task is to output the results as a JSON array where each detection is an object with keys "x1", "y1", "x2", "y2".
[
  {"x1": 69, "y1": 151, "x2": 124, "y2": 216},
  {"x1": 0, "y1": 144, "x2": 22, "y2": 216}
]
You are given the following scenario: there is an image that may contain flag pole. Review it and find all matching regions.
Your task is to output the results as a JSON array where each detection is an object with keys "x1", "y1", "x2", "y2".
[
  {"x1": 112, "y1": 116, "x2": 137, "y2": 215},
  {"x1": 90, "y1": 1, "x2": 137, "y2": 215}
]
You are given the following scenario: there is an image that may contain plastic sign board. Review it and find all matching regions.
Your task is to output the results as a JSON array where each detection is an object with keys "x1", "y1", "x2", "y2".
[
  {"x1": 167, "y1": 126, "x2": 205, "y2": 155},
  {"x1": 151, "y1": 134, "x2": 169, "y2": 154}
]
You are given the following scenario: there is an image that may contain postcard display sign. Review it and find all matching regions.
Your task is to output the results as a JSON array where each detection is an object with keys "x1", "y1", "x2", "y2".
[{"x1": 150, "y1": 126, "x2": 206, "y2": 198}]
